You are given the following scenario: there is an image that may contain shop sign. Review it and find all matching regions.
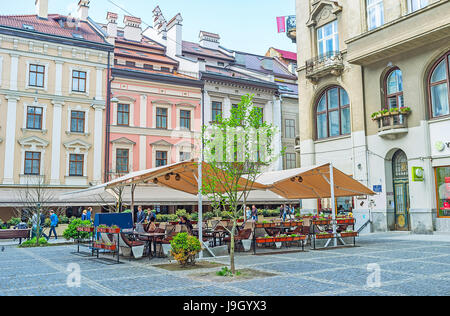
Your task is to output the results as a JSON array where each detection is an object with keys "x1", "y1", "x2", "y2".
[
  {"x1": 435, "y1": 141, "x2": 450, "y2": 152},
  {"x1": 373, "y1": 185, "x2": 382, "y2": 193},
  {"x1": 412, "y1": 167, "x2": 424, "y2": 182}
]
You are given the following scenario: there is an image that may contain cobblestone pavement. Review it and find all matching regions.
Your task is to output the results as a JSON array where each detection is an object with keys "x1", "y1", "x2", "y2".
[{"x1": 1, "y1": 232, "x2": 450, "y2": 296}]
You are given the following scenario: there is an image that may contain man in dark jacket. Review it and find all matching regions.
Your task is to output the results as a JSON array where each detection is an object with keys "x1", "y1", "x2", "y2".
[{"x1": 136, "y1": 206, "x2": 146, "y2": 224}]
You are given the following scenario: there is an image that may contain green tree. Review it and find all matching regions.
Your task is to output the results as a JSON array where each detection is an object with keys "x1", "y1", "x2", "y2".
[{"x1": 201, "y1": 94, "x2": 282, "y2": 274}]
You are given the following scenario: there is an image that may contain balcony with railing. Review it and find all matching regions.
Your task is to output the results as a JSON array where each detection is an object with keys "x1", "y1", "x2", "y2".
[
  {"x1": 346, "y1": 1, "x2": 450, "y2": 65},
  {"x1": 371, "y1": 109, "x2": 411, "y2": 139},
  {"x1": 286, "y1": 15, "x2": 296, "y2": 43},
  {"x1": 305, "y1": 51, "x2": 344, "y2": 83}
]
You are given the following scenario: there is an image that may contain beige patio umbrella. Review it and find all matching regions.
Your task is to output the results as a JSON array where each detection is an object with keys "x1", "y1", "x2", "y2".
[
  {"x1": 105, "y1": 159, "x2": 267, "y2": 194},
  {"x1": 254, "y1": 163, "x2": 374, "y2": 199},
  {"x1": 255, "y1": 163, "x2": 375, "y2": 248}
]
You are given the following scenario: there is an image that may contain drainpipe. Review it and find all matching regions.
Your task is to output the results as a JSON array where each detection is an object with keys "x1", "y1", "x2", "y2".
[{"x1": 104, "y1": 51, "x2": 111, "y2": 183}]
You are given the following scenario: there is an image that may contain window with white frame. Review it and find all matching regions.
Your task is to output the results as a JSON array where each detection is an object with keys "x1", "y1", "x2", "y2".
[
  {"x1": 317, "y1": 20, "x2": 339, "y2": 58},
  {"x1": 285, "y1": 119, "x2": 296, "y2": 138},
  {"x1": 69, "y1": 154, "x2": 84, "y2": 176},
  {"x1": 180, "y1": 151, "x2": 191, "y2": 162},
  {"x1": 285, "y1": 153, "x2": 296, "y2": 170},
  {"x1": 408, "y1": 0, "x2": 428, "y2": 13},
  {"x1": 24, "y1": 151, "x2": 41, "y2": 175},
  {"x1": 367, "y1": 0, "x2": 384, "y2": 31}
]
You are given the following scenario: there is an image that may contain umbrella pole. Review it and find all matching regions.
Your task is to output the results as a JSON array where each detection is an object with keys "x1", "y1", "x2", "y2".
[
  {"x1": 198, "y1": 159, "x2": 203, "y2": 259},
  {"x1": 330, "y1": 163, "x2": 337, "y2": 247}
]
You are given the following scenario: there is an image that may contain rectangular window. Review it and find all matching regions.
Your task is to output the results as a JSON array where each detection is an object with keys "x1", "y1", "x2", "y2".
[
  {"x1": 144, "y1": 64, "x2": 153, "y2": 70},
  {"x1": 156, "y1": 151, "x2": 168, "y2": 167},
  {"x1": 24, "y1": 151, "x2": 41, "y2": 175},
  {"x1": 212, "y1": 101, "x2": 222, "y2": 122},
  {"x1": 72, "y1": 70, "x2": 87, "y2": 93},
  {"x1": 29, "y1": 64, "x2": 45, "y2": 87},
  {"x1": 117, "y1": 104, "x2": 130, "y2": 126},
  {"x1": 285, "y1": 119, "x2": 296, "y2": 138},
  {"x1": 317, "y1": 20, "x2": 339, "y2": 58},
  {"x1": 255, "y1": 107, "x2": 264, "y2": 125},
  {"x1": 180, "y1": 151, "x2": 191, "y2": 162},
  {"x1": 285, "y1": 153, "x2": 296, "y2": 170},
  {"x1": 408, "y1": 0, "x2": 428, "y2": 13},
  {"x1": 161, "y1": 67, "x2": 170, "y2": 72},
  {"x1": 70, "y1": 111, "x2": 85, "y2": 133},
  {"x1": 156, "y1": 108, "x2": 168, "y2": 129},
  {"x1": 367, "y1": 0, "x2": 384, "y2": 31},
  {"x1": 116, "y1": 149, "x2": 129, "y2": 174},
  {"x1": 26, "y1": 106, "x2": 43, "y2": 130},
  {"x1": 180, "y1": 110, "x2": 191, "y2": 130},
  {"x1": 69, "y1": 154, "x2": 84, "y2": 176},
  {"x1": 125, "y1": 61, "x2": 136, "y2": 67},
  {"x1": 436, "y1": 166, "x2": 450, "y2": 218}
]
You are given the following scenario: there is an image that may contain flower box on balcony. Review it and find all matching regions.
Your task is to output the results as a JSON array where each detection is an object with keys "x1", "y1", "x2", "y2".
[
  {"x1": 256, "y1": 237, "x2": 274, "y2": 243},
  {"x1": 107, "y1": 226, "x2": 120, "y2": 234}
]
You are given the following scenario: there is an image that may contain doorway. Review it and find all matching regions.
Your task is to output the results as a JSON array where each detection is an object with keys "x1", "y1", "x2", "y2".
[{"x1": 392, "y1": 150, "x2": 410, "y2": 231}]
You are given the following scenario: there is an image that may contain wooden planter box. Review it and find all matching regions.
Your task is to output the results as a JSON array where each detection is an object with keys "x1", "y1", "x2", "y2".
[
  {"x1": 292, "y1": 235, "x2": 307, "y2": 241},
  {"x1": 93, "y1": 242, "x2": 104, "y2": 249},
  {"x1": 97, "y1": 227, "x2": 109, "y2": 233},
  {"x1": 316, "y1": 233, "x2": 334, "y2": 240},
  {"x1": 103, "y1": 244, "x2": 117, "y2": 251},
  {"x1": 340, "y1": 232, "x2": 358, "y2": 238},
  {"x1": 77, "y1": 226, "x2": 94, "y2": 232},
  {"x1": 107, "y1": 227, "x2": 120, "y2": 234},
  {"x1": 337, "y1": 219, "x2": 355, "y2": 225},
  {"x1": 256, "y1": 238, "x2": 274, "y2": 243},
  {"x1": 274, "y1": 237, "x2": 288, "y2": 242},
  {"x1": 313, "y1": 220, "x2": 331, "y2": 225},
  {"x1": 256, "y1": 223, "x2": 276, "y2": 228}
]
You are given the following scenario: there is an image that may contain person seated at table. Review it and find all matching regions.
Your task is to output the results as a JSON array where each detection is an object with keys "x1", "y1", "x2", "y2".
[
  {"x1": 146, "y1": 216, "x2": 157, "y2": 232},
  {"x1": 179, "y1": 216, "x2": 193, "y2": 234}
]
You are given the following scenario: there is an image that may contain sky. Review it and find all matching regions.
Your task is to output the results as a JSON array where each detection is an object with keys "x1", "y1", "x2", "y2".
[{"x1": 0, "y1": 0, "x2": 297, "y2": 56}]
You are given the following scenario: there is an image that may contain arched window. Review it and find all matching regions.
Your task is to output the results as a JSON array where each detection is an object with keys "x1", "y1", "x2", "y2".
[
  {"x1": 429, "y1": 51, "x2": 450, "y2": 118},
  {"x1": 385, "y1": 68, "x2": 404, "y2": 109},
  {"x1": 316, "y1": 86, "x2": 350, "y2": 139}
]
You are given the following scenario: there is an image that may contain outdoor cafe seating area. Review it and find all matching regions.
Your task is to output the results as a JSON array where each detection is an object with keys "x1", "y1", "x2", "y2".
[{"x1": 73, "y1": 212, "x2": 359, "y2": 263}]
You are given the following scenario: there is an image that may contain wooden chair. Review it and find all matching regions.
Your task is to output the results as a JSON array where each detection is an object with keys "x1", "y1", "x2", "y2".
[{"x1": 223, "y1": 228, "x2": 252, "y2": 252}]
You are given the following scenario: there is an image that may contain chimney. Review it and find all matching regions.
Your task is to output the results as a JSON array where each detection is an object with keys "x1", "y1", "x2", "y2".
[
  {"x1": 167, "y1": 13, "x2": 183, "y2": 57},
  {"x1": 77, "y1": 0, "x2": 90, "y2": 21},
  {"x1": 123, "y1": 15, "x2": 142, "y2": 42},
  {"x1": 199, "y1": 31, "x2": 220, "y2": 50},
  {"x1": 152, "y1": 6, "x2": 167, "y2": 42},
  {"x1": 35, "y1": 0, "x2": 48, "y2": 19},
  {"x1": 106, "y1": 12, "x2": 118, "y2": 44}
]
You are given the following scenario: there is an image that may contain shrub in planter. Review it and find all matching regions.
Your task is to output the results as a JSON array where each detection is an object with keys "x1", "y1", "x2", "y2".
[
  {"x1": 170, "y1": 232, "x2": 202, "y2": 267},
  {"x1": 20, "y1": 237, "x2": 48, "y2": 248},
  {"x1": 7, "y1": 217, "x2": 21, "y2": 228},
  {"x1": 176, "y1": 209, "x2": 190, "y2": 219},
  {"x1": 203, "y1": 212, "x2": 214, "y2": 220},
  {"x1": 190, "y1": 212, "x2": 199, "y2": 221},
  {"x1": 63, "y1": 218, "x2": 92, "y2": 240}
]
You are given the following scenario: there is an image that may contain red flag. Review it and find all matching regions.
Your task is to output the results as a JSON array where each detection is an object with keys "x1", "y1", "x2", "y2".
[{"x1": 276, "y1": 16, "x2": 286, "y2": 33}]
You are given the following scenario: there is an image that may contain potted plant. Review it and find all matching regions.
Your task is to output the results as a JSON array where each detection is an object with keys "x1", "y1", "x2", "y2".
[
  {"x1": 103, "y1": 242, "x2": 117, "y2": 251},
  {"x1": 389, "y1": 107, "x2": 399, "y2": 115},
  {"x1": 371, "y1": 111, "x2": 382, "y2": 120},
  {"x1": 399, "y1": 106, "x2": 411, "y2": 114},
  {"x1": 97, "y1": 225, "x2": 108, "y2": 233},
  {"x1": 107, "y1": 225, "x2": 120, "y2": 234}
]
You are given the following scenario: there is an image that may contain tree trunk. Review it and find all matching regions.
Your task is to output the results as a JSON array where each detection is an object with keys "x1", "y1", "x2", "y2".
[{"x1": 229, "y1": 219, "x2": 237, "y2": 274}]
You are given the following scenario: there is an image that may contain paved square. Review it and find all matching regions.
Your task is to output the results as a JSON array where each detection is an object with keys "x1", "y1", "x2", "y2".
[{"x1": 1, "y1": 232, "x2": 450, "y2": 296}]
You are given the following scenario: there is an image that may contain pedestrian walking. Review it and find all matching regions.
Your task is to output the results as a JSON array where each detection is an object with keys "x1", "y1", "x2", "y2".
[
  {"x1": 48, "y1": 210, "x2": 58, "y2": 240},
  {"x1": 251, "y1": 205, "x2": 258, "y2": 221}
]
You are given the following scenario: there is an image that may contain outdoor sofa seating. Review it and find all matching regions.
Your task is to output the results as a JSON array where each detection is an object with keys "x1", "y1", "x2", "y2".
[{"x1": 119, "y1": 233, "x2": 145, "y2": 259}]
